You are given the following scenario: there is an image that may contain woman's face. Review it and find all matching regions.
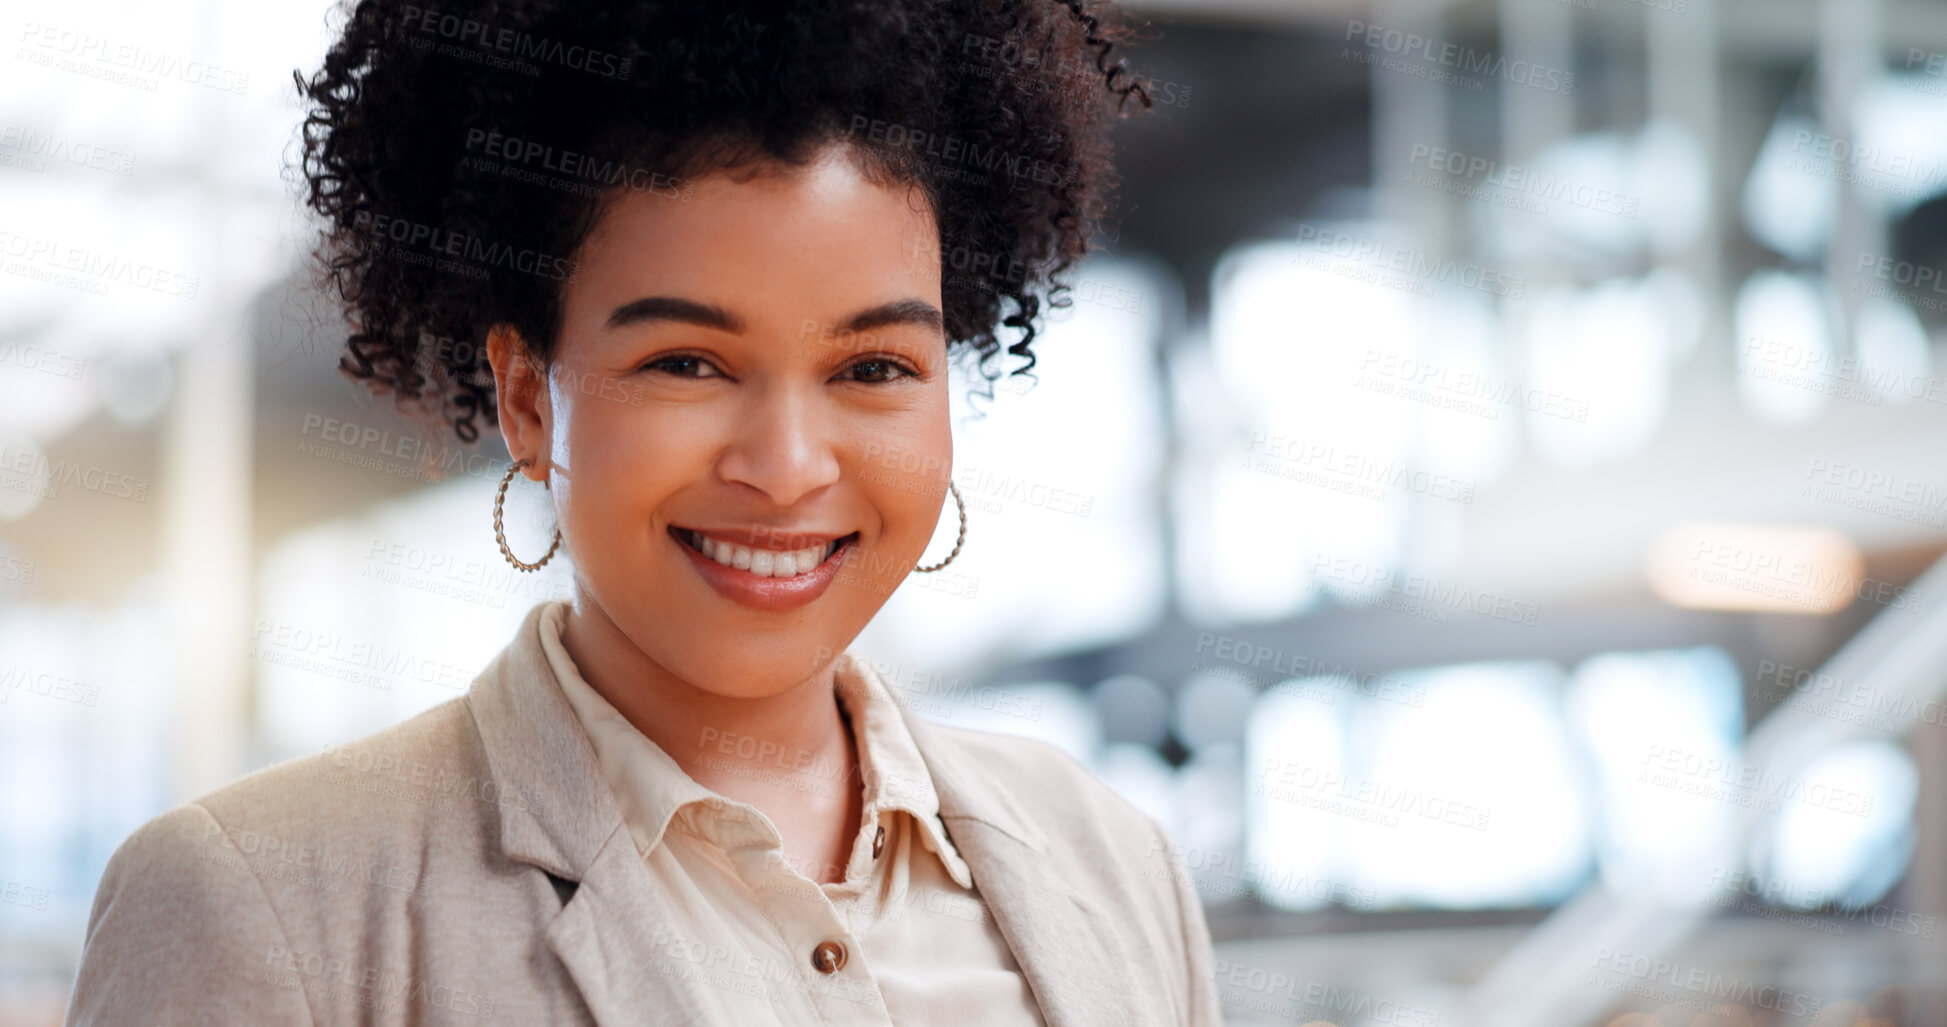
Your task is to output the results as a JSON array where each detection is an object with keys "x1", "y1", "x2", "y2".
[{"x1": 489, "y1": 142, "x2": 951, "y2": 698}]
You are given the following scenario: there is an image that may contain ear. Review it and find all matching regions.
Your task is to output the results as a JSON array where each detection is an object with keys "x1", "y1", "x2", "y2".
[{"x1": 485, "y1": 324, "x2": 551, "y2": 480}]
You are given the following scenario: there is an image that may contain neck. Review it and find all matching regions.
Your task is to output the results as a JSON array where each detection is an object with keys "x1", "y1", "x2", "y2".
[{"x1": 555, "y1": 597, "x2": 859, "y2": 804}]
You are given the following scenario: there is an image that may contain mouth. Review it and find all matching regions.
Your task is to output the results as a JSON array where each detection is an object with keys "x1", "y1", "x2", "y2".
[
  {"x1": 669, "y1": 525, "x2": 859, "y2": 578},
  {"x1": 668, "y1": 524, "x2": 859, "y2": 613}
]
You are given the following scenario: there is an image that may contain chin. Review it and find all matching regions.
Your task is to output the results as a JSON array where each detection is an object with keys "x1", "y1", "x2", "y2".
[
  {"x1": 628, "y1": 591, "x2": 862, "y2": 687},
  {"x1": 668, "y1": 638, "x2": 852, "y2": 699}
]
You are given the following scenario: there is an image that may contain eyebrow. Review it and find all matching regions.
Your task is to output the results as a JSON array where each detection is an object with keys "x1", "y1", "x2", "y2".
[
  {"x1": 842, "y1": 298, "x2": 945, "y2": 336},
  {"x1": 606, "y1": 296, "x2": 742, "y2": 333},
  {"x1": 605, "y1": 296, "x2": 944, "y2": 336}
]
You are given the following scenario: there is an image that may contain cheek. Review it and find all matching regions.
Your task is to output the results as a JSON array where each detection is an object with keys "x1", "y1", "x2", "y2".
[
  {"x1": 855, "y1": 408, "x2": 953, "y2": 547},
  {"x1": 552, "y1": 400, "x2": 693, "y2": 542}
]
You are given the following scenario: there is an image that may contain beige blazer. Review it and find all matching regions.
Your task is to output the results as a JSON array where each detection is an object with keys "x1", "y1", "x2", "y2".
[{"x1": 63, "y1": 601, "x2": 1224, "y2": 1026}]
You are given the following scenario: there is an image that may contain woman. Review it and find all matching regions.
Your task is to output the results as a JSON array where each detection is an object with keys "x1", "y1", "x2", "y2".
[{"x1": 65, "y1": 0, "x2": 1221, "y2": 1023}]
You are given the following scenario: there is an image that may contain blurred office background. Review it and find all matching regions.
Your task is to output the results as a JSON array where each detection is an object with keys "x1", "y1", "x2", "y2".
[{"x1": 7, "y1": 0, "x2": 1947, "y2": 1023}]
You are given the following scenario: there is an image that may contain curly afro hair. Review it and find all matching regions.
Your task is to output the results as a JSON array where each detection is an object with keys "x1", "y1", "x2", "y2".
[{"x1": 292, "y1": 0, "x2": 1153, "y2": 445}]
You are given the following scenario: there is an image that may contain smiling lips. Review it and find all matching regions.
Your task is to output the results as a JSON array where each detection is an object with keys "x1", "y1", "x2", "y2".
[{"x1": 670, "y1": 525, "x2": 859, "y2": 611}]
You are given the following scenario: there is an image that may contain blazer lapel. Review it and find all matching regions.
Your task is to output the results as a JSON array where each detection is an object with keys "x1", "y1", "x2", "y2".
[
  {"x1": 863, "y1": 655, "x2": 1153, "y2": 1027},
  {"x1": 544, "y1": 827, "x2": 720, "y2": 1026},
  {"x1": 940, "y1": 819, "x2": 1154, "y2": 1027},
  {"x1": 466, "y1": 601, "x2": 718, "y2": 1026},
  {"x1": 468, "y1": 608, "x2": 1153, "y2": 1026}
]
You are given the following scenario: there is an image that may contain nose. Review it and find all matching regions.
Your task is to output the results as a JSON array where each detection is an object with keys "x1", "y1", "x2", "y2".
[{"x1": 715, "y1": 378, "x2": 842, "y2": 508}]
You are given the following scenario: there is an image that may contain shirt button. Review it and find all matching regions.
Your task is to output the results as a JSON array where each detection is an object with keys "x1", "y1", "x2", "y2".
[
  {"x1": 811, "y1": 940, "x2": 847, "y2": 974},
  {"x1": 872, "y1": 824, "x2": 886, "y2": 858}
]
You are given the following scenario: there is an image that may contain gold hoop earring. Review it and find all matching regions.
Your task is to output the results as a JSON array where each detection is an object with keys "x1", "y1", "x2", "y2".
[
  {"x1": 914, "y1": 480, "x2": 966, "y2": 573},
  {"x1": 494, "y1": 458, "x2": 563, "y2": 572}
]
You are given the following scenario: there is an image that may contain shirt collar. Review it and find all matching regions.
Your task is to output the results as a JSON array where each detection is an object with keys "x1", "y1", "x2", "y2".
[
  {"x1": 830, "y1": 636, "x2": 974, "y2": 888},
  {"x1": 535, "y1": 599, "x2": 972, "y2": 888}
]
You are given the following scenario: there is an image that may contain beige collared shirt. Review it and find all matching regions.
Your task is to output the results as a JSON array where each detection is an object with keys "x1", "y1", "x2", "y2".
[{"x1": 536, "y1": 600, "x2": 1048, "y2": 1025}]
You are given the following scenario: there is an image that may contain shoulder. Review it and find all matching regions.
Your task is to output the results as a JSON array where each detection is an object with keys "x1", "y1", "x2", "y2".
[
  {"x1": 77, "y1": 694, "x2": 490, "y2": 955},
  {"x1": 917, "y1": 719, "x2": 1224, "y2": 1025},
  {"x1": 924, "y1": 722, "x2": 1132, "y2": 808},
  {"x1": 64, "y1": 800, "x2": 319, "y2": 1024},
  {"x1": 195, "y1": 692, "x2": 492, "y2": 833},
  {"x1": 69, "y1": 695, "x2": 567, "y2": 1024},
  {"x1": 918, "y1": 718, "x2": 1179, "y2": 881}
]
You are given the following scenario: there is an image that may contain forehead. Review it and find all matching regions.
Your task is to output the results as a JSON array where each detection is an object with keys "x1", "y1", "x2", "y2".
[{"x1": 559, "y1": 146, "x2": 942, "y2": 341}]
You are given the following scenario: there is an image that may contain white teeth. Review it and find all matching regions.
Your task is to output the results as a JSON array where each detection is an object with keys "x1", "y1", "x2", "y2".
[{"x1": 691, "y1": 531, "x2": 836, "y2": 578}]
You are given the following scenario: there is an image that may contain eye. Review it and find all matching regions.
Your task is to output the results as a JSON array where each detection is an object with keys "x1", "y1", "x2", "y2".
[
  {"x1": 843, "y1": 358, "x2": 920, "y2": 384},
  {"x1": 640, "y1": 353, "x2": 721, "y2": 378}
]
